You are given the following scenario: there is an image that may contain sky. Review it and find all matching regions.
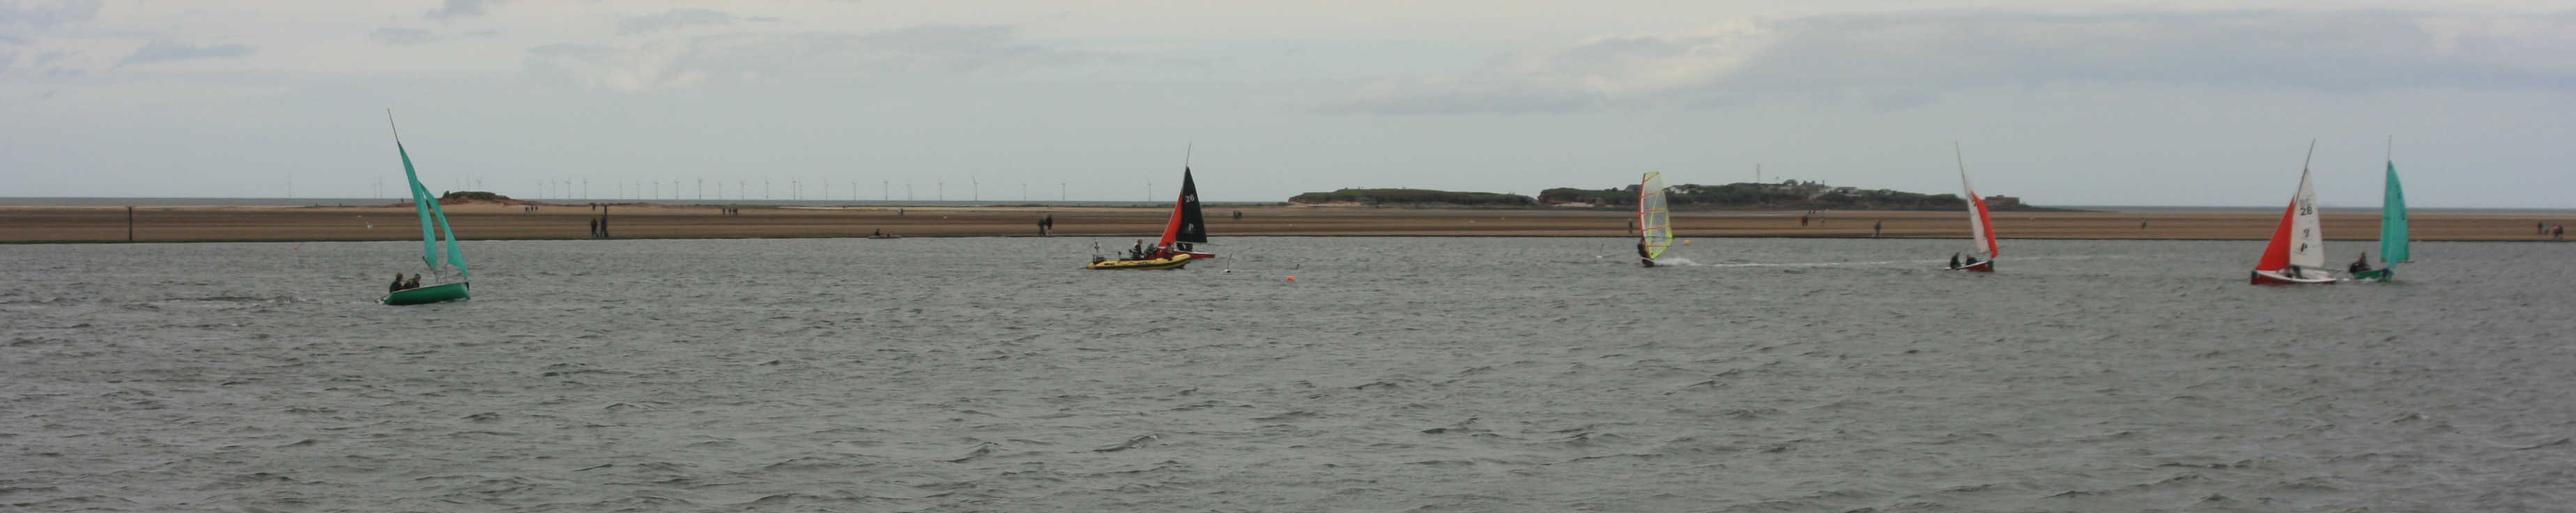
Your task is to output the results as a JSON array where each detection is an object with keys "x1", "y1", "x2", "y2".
[{"x1": 2, "y1": 0, "x2": 2571, "y2": 207}]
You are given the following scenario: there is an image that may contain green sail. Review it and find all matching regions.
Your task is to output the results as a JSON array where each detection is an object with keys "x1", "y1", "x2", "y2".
[
  {"x1": 428, "y1": 187, "x2": 468, "y2": 280},
  {"x1": 2379, "y1": 160, "x2": 2408, "y2": 265},
  {"x1": 398, "y1": 142, "x2": 439, "y2": 270}
]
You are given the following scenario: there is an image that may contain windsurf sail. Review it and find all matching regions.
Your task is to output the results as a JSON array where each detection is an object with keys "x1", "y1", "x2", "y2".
[
  {"x1": 1639, "y1": 172, "x2": 1671, "y2": 259},
  {"x1": 1156, "y1": 167, "x2": 1206, "y2": 247},
  {"x1": 1957, "y1": 144, "x2": 1999, "y2": 259},
  {"x1": 2379, "y1": 158, "x2": 2408, "y2": 265}
]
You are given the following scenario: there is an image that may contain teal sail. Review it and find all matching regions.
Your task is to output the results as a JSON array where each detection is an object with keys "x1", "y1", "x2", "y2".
[
  {"x1": 2379, "y1": 160, "x2": 2408, "y2": 265},
  {"x1": 398, "y1": 142, "x2": 440, "y2": 271},
  {"x1": 431, "y1": 193, "x2": 467, "y2": 279}
]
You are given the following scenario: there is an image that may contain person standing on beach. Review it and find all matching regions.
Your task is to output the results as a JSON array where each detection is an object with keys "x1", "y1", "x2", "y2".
[{"x1": 1873, "y1": 220, "x2": 1883, "y2": 237}]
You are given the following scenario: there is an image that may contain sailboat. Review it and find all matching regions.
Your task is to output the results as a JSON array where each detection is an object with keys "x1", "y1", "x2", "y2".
[
  {"x1": 2351, "y1": 144, "x2": 2407, "y2": 281},
  {"x1": 1084, "y1": 167, "x2": 1205, "y2": 270},
  {"x1": 381, "y1": 112, "x2": 473, "y2": 305},
  {"x1": 1636, "y1": 172, "x2": 1671, "y2": 267},
  {"x1": 2250, "y1": 142, "x2": 2336, "y2": 285},
  {"x1": 1947, "y1": 143, "x2": 1998, "y2": 272}
]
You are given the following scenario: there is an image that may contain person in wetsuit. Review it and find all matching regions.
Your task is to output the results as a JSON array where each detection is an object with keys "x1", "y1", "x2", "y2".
[
  {"x1": 2348, "y1": 253, "x2": 2372, "y2": 275},
  {"x1": 1636, "y1": 238, "x2": 1655, "y2": 267},
  {"x1": 390, "y1": 273, "x2": 406, "y2": 293}
]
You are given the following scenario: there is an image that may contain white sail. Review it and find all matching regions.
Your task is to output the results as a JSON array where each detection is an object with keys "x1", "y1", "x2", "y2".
[
  {"x1": 1955, "y1": 144, "x2": 1998, "y2": 259},
  {"x1": 2288, "y1": 167, "x2": 2324, "y2": 270}
]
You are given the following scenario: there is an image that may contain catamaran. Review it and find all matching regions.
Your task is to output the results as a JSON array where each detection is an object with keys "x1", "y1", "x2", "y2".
[
  {"x1": 1636, "y1": 172, "x2": 1671, "y2": 267},
  {"x1": 381, "y1": 112, "x2": 473, "y2": 305},
  {"x1": 2250, "y1": 142, "x2": 2336, "y2": 285},
  {"x1": 1947, "y1": 143, "x2": 1998, "y2": 272},
  {"x1": 2351, "y1": 144, "x2": 2407, "y2": 281},
  {"x1": 1086, "y1": 167, "x2": 1207, "y2": 270}
]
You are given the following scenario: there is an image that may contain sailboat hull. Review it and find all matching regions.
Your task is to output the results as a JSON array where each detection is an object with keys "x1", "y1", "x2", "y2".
[
  {"x1": 381, "y1": 282, "x2": 470, "y2": 305},
  {"x1": 2350, "y1": 268, "x2": 2394, "y2": 282},
  {"x1": 2250, "y1": 270, "x2": 2337, "y2": 285},
  {"x1": 1945, "y1": 261, "x2": 1995, "y2": 273},
  {"x1": 1086, "y1": 254, "x2": 1193, "y2": 270}
]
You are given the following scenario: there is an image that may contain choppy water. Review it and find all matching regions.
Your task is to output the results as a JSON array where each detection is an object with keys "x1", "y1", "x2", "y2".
[{"x1": 5, "y1": 237, "x2": 2572, "y2": 512}]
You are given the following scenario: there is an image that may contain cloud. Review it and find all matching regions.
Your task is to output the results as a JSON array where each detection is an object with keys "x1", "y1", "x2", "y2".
[
  {"x1": 426, "y1": 0, "x2": 501, "y2": 20},
  {"x1": 0, "y1": 0, "x2": 100, "y2": 28},
  {"x1": 1328, "y1": 10, "x2": 2576, "y2": 114},
  {"x1": 116, "y1": 40, "x2": 255, "y2": 66},
  {"x1": 619, "y1": 8, "x2": 738, "y2": 35},
  {"x1": 373, "y1": 27, "x2": 443, "y2": 45},
  {"x1": 527, "y1": 25, "x2": 1080, "y2": 91}
]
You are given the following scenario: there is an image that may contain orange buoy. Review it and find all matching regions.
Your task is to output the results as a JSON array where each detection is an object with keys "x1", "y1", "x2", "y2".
[{"x1": 1285, "y1": 276, "x2": 1296, "y2": 282}]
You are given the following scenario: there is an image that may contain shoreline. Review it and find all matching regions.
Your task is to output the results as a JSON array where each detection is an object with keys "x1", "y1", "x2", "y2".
[{"x1": 3, "y1": 204, "x2": 2569, "y2": 244}]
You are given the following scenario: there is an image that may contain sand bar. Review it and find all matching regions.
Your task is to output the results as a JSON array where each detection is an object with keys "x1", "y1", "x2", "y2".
[{"x1": 1, "y1": 203, "x2": 2570, "y2": 243}]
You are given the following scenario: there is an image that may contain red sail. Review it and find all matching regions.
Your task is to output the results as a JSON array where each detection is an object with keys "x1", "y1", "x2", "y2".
[
  {"x1": 1969, "y1": 194, "x2": 2000, "y2": 257},
  {"x1": 2254, "y1": 199, "x2": 2297, "y2": 271},
  {"x1": 1155, "y1": 196, "x2": 1186, "y2": 248}
]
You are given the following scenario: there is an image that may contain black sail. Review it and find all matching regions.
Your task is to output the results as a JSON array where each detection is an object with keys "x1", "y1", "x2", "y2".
[{"x1": 1176, "y1": 168, "x2": 1208, "y2": 243}]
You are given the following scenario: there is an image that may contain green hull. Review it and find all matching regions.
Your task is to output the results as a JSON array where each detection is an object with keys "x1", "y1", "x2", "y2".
[
  {"x1": 382, "y1": 282, "x2": 470, "y2": 305},
  {"x1": 2351, "y1": 269, "x2": 2393, "y2": 282}
]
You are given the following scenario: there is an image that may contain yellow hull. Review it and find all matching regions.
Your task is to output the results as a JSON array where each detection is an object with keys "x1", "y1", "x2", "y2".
[{"x1": 1087, "y1": 254, "x2": 1193, "y2": 270}]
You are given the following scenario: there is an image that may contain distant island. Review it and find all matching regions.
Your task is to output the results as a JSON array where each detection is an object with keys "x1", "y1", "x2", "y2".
[
  {"x1": 1287, "y1": 188, "x2": 1538, "y2": 208},
  {"x1": 1289, "y1": 180, "x2": 2069, "y2": 211}
]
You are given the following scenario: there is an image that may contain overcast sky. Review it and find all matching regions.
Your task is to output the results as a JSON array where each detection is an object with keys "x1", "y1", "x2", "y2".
[{"x1": 3, "y1": 1, "x2": 2570, "y2": 207}]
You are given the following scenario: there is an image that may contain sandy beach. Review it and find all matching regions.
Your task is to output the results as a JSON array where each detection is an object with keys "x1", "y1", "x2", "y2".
[{"x1": 1, "y1": 203, "x2": 2568, "y2": 243}]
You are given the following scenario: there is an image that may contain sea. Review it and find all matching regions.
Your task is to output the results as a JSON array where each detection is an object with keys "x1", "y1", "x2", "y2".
[{"x1": 3, "y1": 237, "x2": 2570, "y2": 512}]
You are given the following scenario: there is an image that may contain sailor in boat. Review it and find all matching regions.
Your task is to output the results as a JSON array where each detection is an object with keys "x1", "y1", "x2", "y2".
[
  {"x1": 2348, "y1": 253, "x2": 2372, "y2": 276},
  {"x1": 1949, "y1": 252, "x2": 1961, "y2": 268},
  {"x1": 389, "y1": 273, "x2": 406, "y2": 293}
]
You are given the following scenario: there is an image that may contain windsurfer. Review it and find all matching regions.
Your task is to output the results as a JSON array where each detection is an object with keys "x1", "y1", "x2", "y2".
[{"x1": 1636, "y1": 238, "x2": 1655, "y2": 267}]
